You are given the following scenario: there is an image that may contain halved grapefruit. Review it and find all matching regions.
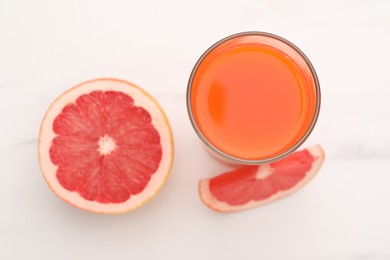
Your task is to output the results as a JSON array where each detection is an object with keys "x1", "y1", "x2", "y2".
[
  {"x1": 38, "y1": 78, "x2": 174, "y2": 214},
  {"x1": 199, "y1": 145, "x2": 324, "y2": 212}
]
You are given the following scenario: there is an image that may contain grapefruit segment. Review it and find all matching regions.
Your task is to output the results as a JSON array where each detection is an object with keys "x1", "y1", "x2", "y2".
[
  {"x1": 199, "y1": 145, "x2": 324, "y2": 212},
  {"x1": 39, "y1": 78, "x2": 173, "y2": 214}
]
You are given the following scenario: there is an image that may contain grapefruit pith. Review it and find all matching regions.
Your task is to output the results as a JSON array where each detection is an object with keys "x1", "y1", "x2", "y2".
[
  {"x1": 38, "y1": 78, "x2": 174, "y2": 214},
  {"x1": 199, "y1": 145, "x2": 324, "y2": 212}
]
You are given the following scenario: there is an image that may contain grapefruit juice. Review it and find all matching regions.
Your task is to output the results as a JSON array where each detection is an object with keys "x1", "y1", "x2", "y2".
[{"x1": 187, "y1": 32, "x2": 320, "y2": 164}]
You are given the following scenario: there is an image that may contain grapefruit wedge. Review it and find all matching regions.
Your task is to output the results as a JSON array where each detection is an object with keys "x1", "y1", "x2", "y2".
[
  {"x1": 38, "y1": 78, "x2": 174, "y2": 214},
  {"x1": 199, "y1": 145, "x2": 324, "y2": 212}
]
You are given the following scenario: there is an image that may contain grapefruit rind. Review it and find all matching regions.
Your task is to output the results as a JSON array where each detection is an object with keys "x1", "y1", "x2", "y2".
[
  {"x1": 199, "y1": 145, "x2": 324, "y2": 213},
  {"x1": 38, "y1": 78, "x2": 174, "y2": 214}
]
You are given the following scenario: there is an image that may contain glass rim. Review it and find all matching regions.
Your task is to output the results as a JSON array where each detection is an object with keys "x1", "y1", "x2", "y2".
[{"x1": 186, "y1": 31, "x2": 321, "y2": 165}]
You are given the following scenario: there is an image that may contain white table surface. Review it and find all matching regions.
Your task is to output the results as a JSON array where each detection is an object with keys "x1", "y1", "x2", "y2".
[{"x1": 1, "y1": 0, "x2": 390, "y2": 259}]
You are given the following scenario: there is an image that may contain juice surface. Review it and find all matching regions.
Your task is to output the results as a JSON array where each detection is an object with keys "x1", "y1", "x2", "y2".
[{"x1": 190, "y1": 35, "x2": 317, "y2": 160}]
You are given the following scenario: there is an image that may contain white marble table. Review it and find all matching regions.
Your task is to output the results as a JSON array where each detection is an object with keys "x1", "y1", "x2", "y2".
[{"x1": 1, "y1": 1, "x2": 389, "y2": 259}]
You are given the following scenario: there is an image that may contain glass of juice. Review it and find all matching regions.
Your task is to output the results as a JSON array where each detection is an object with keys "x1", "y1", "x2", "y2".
[{"x1": 187, "y1": 32, "x2": 321, "y2": 164}]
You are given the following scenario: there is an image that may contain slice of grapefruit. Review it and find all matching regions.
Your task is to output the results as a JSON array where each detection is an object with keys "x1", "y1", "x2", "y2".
[
  {"x1": 199, "y1": 145, "x2": 324, "y2": 213},
  {"x1": 38, "y1": 78, "x2": 174, "y2": 214}
]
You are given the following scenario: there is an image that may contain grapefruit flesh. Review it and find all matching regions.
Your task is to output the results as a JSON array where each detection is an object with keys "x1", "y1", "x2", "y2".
[
  {"x1": 199, "y1": 145, "x2": 324, "y2": 212},
  {"x1": 39, "y1": 78, "x2": 173, "y2": 214}
]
